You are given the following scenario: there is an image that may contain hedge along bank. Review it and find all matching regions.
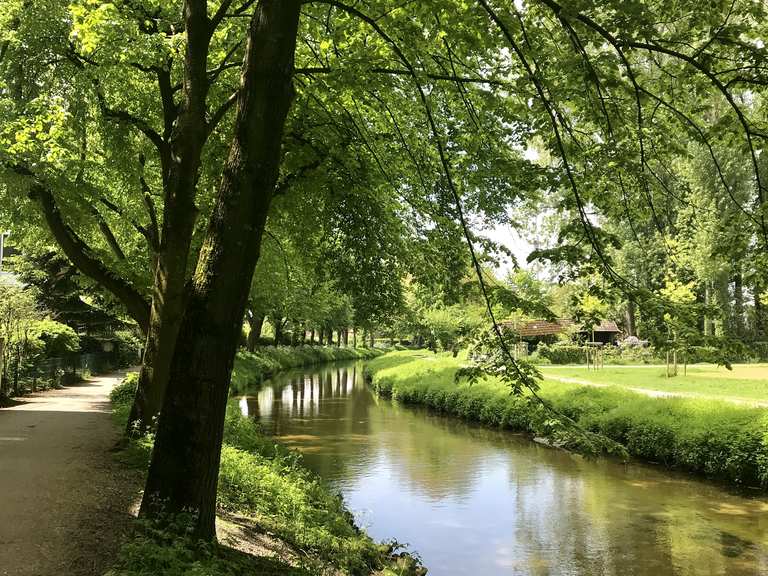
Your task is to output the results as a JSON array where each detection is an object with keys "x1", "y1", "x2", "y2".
[
  {"x1": 365, "y1": 350, "x2": 768, "y2": 489},
  {"x1": 109, "y1": 346, "x2": 422, "y2": 576}
]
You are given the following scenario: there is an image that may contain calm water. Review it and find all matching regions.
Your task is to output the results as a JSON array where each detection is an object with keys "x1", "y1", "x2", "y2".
[{"x1": 237, "y1": 361, "x2": 768, "y2": 575}]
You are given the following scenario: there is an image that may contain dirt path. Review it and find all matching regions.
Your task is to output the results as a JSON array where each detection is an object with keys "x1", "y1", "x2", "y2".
[
  {"x1": 0, "y1": 371, "x2": 141, "y2": 576},
  {"x1": 545, "y1": 374, "x2": 768, "y2": 408}
]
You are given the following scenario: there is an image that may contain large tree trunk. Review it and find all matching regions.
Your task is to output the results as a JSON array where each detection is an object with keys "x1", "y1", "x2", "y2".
[
  {"x1": 733, "y1": 269, "x2": 745, "y2": 338},
  {"x1": 273, "y1": 316, "x2": 284, "y2": 345},
  {"x1": 247, "y1": 313, "x2": 264, "y2": 352},
  {"x1": 625, "y1": 300, "x2": 637, "y2": 337},
  {"x1": 127, "y1": 324, "x2": 174, "y2": 434},
  {"x1": 125, "y1": 0, "x2": 212, "y2": 432},
  {"x1": 139, "y1": 0, "x2": 301, "y2": 539},
  {"x1": 129, "y1": 191, "x2": 201, "y2": 430}
]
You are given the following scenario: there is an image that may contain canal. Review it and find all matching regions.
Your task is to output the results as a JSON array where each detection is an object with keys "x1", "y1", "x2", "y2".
[{"x1": 237, "y1": 361, "x2": 768, "y2": 575}]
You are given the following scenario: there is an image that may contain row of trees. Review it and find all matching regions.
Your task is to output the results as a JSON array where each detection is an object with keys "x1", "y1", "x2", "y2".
[{"x1": 0, "y1": 0, "x2": 765, "y2": 540}]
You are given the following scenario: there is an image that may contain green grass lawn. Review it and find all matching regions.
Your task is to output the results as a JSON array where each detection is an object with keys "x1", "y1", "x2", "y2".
[{"x1": 540, "y1": 364, "x2": 768, "y2": 403}]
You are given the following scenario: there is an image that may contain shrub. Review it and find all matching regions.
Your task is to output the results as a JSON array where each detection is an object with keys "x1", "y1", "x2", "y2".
[
  {"x1": 603, "y1": 345, "x2": 662, "y2": 365},
  {"x1": 114, "y1": 330, "x2": 143, "y2": 367},
  {"x1": 536, "y1": 343, "x2": 585, "y2": 364},
  {"x1": 31, "y1": 319, "x2": 80, "y2": 356},
  {"x1": 111, "y1": 372, "x2": 139, "y2": 407},
  {"x1": 110, "y1": 372, "x2": 139, "y2": 425}
]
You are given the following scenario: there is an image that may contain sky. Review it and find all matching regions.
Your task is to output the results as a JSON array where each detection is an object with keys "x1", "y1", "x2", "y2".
[{"x1": 484, "y1": 224, "x2": 535, "y2": 277}]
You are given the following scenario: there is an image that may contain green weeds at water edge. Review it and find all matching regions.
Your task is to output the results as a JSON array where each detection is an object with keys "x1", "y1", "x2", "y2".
[{"x1": 366, "y1": 350, "x2": 768, "y2": 489}]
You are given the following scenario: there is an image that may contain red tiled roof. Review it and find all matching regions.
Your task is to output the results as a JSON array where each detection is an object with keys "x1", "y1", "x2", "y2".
[
  {"x1": 502, "y1": 318, "x2": 619, "y2": 337},
  {"x1": 593, "y1": 320, "x2": 620, "y2": 333},
  {"x1": 516, "y1": 319, "x2": 571, "y2": 337}
]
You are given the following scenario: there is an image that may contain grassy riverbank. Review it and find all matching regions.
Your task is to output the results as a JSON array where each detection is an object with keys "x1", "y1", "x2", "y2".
[
  {"x1": 366, "y1": 351, "x2": 768, "y2": 489},
  {"x1": 107, "y1": 346, "x2": 418, "y2": 576}
]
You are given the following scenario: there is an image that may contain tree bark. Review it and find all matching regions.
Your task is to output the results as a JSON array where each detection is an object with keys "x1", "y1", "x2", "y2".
[
  {"x1": 733, "y1": 269, "x2": 745, "y2": 338},
  {"x1": 625, "y1": 300, "x2": 637, "y2": 337},
  {"x1": 139, "y1": 0, "x2": 301, "y2": 539},
  {"x1": 273, "y1": 316, "x2": 284, "y2": 345},
  {"x1": 755, "y1": 283, "x2": 765, "y2": 339},
  {"x1": 122, "y1": 0, "x2": 214, "y2": 433},
  {"x1": 247, "y1": 313, "x2": 264, "y2": 352}
]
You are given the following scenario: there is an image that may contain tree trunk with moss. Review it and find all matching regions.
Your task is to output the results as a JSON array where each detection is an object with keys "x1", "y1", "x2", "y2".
[
  {"x1": 139, "y1": 0, "x2": 301, "y2": 539},
  {"x1": 246, "y1": 313, "x2": 264, "y2": 352}
]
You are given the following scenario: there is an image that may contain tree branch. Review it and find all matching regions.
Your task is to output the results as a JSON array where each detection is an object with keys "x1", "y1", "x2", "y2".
[
  {"x1": 139, "y1": 155, "x2": 162, "y2": 252},
  {"x1": 538, "y1": 0, "x2": 768, "y2": 241},
  {"x1": 98, "y1": 196, "x2": 157, "y2": 252},
  {"x1": 91, "y1": 205, "x2": 127, "y2": 261},
  {"x1": 207, "y1": 91, "x2": 239, "y2": 134},
  {"x1": 29, "y1": 183, "x2": 151, "y2": 334},
  {"x1": 295, "y1": 65, "x2": 508, "y2": 86},
  {"x1": 65, "y1": 49, "x2": 167, "y2": 154}
]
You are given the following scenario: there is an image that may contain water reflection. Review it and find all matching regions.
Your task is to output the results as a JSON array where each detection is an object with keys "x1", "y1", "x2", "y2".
[{"x1": 238, "y1": 361, "x2": 768, "y2": 576}]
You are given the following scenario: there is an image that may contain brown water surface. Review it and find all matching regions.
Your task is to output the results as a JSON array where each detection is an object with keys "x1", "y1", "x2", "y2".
[{"x1": 237, "y1": 361, "x2": 768, "y2": 576}]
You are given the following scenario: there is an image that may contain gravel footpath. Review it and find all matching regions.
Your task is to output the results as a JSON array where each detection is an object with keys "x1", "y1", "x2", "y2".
[{"x1": 0, "y1": 371, "x2": 141, "y2": 576}]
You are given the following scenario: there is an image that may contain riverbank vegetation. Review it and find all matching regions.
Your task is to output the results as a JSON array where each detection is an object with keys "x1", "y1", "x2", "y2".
[
  {"x1": 110, "y1": 367, "x2": 423, "y2": 576},
  {"x1": 367, "y1": 351, "x2": 768, "y2": 489}
]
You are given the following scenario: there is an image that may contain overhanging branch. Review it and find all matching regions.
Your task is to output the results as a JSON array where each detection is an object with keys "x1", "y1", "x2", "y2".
[{"x1": 29, "y1": 182, "x2": 151, "y2": 334}]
